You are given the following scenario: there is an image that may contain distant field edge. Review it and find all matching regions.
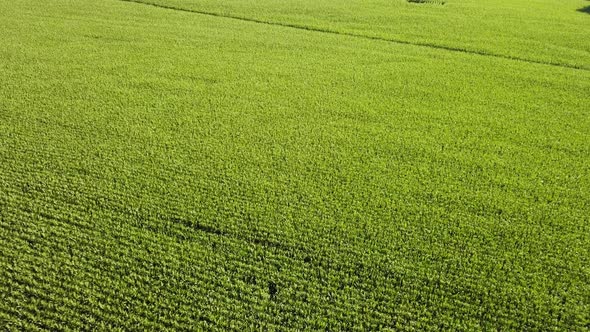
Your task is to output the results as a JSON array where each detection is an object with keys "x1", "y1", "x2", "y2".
[{"x1": 120, "y1": 0, "x2": 590, "y2": 72}]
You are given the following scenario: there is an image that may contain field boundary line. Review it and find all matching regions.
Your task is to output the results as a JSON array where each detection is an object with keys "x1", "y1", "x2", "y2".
[{"x1": 120, "y1": 0, "x2": 588, "y2": 72}]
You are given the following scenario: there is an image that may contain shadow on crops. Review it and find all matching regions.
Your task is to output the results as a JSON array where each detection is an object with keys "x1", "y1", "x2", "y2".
[
  {"x1": 578, "y1": 6, "x2": 590, "y2": 14},
  {"x1": 407, "y1": 0, "x2": 446, "y2": 4}
]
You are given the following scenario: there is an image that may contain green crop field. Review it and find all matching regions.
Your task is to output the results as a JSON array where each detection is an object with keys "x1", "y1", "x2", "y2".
[{"x1": 0, "y1": 0, "x2": 589, "y2": 330}]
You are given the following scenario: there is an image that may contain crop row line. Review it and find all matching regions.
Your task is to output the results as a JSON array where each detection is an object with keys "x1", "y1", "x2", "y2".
[
  {"x1": 120, "y1": 0, "x2": 588, "y2": 72},
  {"x1": 1, "y1": 202, "x2": 572, "y2": 330}
]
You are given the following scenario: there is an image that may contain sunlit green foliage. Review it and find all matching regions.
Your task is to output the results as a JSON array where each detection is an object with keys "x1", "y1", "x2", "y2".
[
  {"x1": 0, "y1": 0, "x2": 588, "y2": 330},
  {"x1": 134, "y1": 0, "x2": 590, "y2": 69}
]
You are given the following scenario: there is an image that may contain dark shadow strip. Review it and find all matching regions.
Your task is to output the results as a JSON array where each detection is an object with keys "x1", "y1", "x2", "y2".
[
  {"x1": 168, "y1": 216, "x2": 300, "y2": 253},
  {"x1": 121, "y1": 0, "x2": 588, "y2": 72}
]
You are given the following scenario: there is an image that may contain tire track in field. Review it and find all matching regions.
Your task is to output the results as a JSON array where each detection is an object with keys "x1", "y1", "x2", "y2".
[{"x1": 120, "y1": 0, "x2": 588, "y2": 72}]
